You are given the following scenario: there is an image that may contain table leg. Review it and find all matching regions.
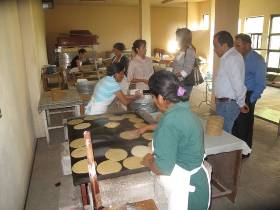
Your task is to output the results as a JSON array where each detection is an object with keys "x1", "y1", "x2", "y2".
[
  {"x1": 74, "y1": 105, "x2": 81, "y2": 117},
  {"x1": 63, "y1": 119, "x2": 68, "y2": 141},
  {"x1": 207, "y1": 150, "x2": 242, "y2": 202},
  {"x1": 277, "y1": 119, "x2": 280, "y2": 138},
  {"x1": 43, "y1": 110, "x2": 50, "y2": 144},
  {"x1": 80, "y1": 184, "x2": 89, "y2": 206}
]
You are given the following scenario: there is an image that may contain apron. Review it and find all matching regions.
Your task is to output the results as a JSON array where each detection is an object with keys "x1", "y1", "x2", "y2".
[
  {"x1": 153, "y1": 141, "x2": 211, "y2": 210},
  {"x1": 85, "y1": 96, "x2": 115, "y2": 115}
]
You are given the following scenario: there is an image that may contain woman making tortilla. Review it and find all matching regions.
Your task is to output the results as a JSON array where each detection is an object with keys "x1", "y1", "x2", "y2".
[
  {"x1": 127, "y1": 39, "x2": 154, "y2": 90},
  {"x1": 85, "y1": 63, "x2": 139, "y2": 115},
  {"x1": 141, "y1": 70, "x2": 210, "y2": 210}
]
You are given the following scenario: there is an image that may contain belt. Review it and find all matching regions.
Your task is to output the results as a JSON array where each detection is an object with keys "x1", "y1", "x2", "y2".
[{"x1": 215, "y1": 97, "x2": 235, "y2": 102}]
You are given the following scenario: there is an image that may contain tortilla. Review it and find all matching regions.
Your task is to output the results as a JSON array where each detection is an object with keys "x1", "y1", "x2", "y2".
[
  {"x1": 122, "y1": 113, "x2": 137, "y2": 118},
  {"x1": 71, "y1": 147, "x2": 87, "y2": 158},
  {"x1": 129, "y1": 118, "x2": 144, "y2": 123},
  {"x1": 72, "y1": 159, "x2": 88, "y2": 174},
  {"x1": 67, "y1": 119, "x2": 84, "y2": 126},
  {"x1": 119, "y1": 130, "x2": 140, "y2": 140},
  {"x1": 131, "y1": 145, "x2": 152, "y2": 158},
  {"x1": 142, "y1": 132, "x2": 153, "y2": 141},
  {"x1": 105, "y1": 148, "x2": 128, "y2": 161},
  {"x1": 104, "y1": 122, "x2": 120, "y2": 128},
  {"x1": 108, "y1": 116, "x2": 125, "y2": 121},
  {"x1": 73, "y1": 122, "x2": 91, "y2": 130},
  {"x1": 123, "y1": 156, "x2": 144, "y2": 170},
  {"x1": 84, "y1": 115, "x2": 98, "y2": 121},
  {"x1": 97, "y1": 160, "x2": 122, "y2": 175},
  {"x1": 70, "y1": 138, "x2": 85, "y2": 148},
  {"x1": 134, "y1": 122, "x2": 147, "y2": 129}
]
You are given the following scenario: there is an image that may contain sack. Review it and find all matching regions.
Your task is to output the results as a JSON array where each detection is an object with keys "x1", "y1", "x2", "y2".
[{"x1": 183, "y1": 58, "x2": 204, "y2": 86}]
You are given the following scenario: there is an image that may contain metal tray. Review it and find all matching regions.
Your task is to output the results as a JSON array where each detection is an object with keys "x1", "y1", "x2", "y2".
[{"x1": 67, "y1": 112, "x2": 151, "y2": 186}]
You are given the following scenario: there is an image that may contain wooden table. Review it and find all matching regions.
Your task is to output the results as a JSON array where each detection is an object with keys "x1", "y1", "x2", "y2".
[
  {"x1": 255, "y1": 107, "x2": 280, "y2": 138},
  {"x1": 38, "y1": 89, "x2": 83, "y2": 143}
]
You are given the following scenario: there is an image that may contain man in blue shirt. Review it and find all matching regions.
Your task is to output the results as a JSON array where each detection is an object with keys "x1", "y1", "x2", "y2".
[{"x1": 233, "y1": 34, "x2": 267, "y2": 154}]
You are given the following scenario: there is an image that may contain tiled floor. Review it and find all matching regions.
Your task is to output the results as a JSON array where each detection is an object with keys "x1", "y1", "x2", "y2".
[{"x1": 25, "y1": 85, "x2": 280, "y2": 210}]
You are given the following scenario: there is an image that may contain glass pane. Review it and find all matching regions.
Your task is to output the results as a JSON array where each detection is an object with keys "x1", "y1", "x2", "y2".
[
  {"x1": 269, "y1": 35, "x2": 280, "y2": 50},
  {"x1": 267, "y1": 52, "x2": 280, "y2": 68},
  {"x1": 271, "y1": 16, "x2": 280, "y2": 33},
  {"x1": 244, "y1": 16, "x2": 264, "y2": 33},
  {"x1": 251, "y1": 34, "x2": 262, "y2": 49}
]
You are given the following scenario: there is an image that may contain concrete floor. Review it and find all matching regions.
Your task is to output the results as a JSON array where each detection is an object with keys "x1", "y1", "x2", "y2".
[{"x1": 25, "y1": 85, "x2": 280, "y2": 210}]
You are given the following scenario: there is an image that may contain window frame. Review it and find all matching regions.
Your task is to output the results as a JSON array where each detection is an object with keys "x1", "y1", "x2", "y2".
[
  {"x1": 267, "y1": 14, "x2": 280, "y2": 73},
  {"x1": 244, "y1": 16, "x2": 264, "y2": 50}
]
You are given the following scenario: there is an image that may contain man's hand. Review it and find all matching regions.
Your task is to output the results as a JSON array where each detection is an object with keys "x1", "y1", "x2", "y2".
[
  {"x1": 141, "y1": 153, "x2": 154, "y2": 167},
  {"x1": 240, "y1": 104, "x2": 249, "y2": 113}
]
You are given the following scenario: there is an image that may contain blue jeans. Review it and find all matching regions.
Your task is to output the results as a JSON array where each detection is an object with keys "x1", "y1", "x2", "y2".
[{"x1": 216, "y1": 100, "x2": 240, "y2": 133}]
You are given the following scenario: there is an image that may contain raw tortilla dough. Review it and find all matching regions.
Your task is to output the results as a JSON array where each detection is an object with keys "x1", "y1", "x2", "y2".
[
  {"x1": 70, "y1": 138, "x2": 85, "y2": 148},
  {"x1": 142, "y1": 132, "x2": 153, "y2": 141},
  {"x1": 72, "y1": 159, "x2": 88, "y2": 174},
  {"x1": 123, "y1": 156, "x2": 144, "y2": 170},
  {"x1": 67, "y1": 119, "x2": 84, "y2": 126},
  {"x1": 129, "y1": 118, "x2": 144, "y2": 123},
  {"x1": 122, "y1": 113, "x2": 137, "y2": 118},
  {"x1": 131, "y1": 145, "x2": 152, "y2": 158},
  {"x1": 109, "y1": 116, "x2": 125, "y2": 121},
  {"x1": 119, "y1": 130, "x2": 140, "y2": 140},
  {"x1": 97, "y1": 160, "x2": 122, "y2": 175},
  {"x1": 134, "y1": 122, "x2": 147, "y2": 129},
  {"x1": 73, "y1": 122, "x2": 91, "y2": 130},
  {"x1": 105, "y1": 148, "x2": 128, "y2": 161},
  {"x1": 104, "y1": 122, "x2": 120, "y2": 128},
  {"x1": 84, "y1": 115, "x2": 98, "y2": 121},
  {"x1": 71, "y1": 147, "x2": 87, "y2": 158}
]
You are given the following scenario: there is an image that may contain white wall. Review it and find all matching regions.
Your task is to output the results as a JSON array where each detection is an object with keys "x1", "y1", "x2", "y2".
[{"x1": 0, "y1": 0, "x2": 47, "y2": 209}]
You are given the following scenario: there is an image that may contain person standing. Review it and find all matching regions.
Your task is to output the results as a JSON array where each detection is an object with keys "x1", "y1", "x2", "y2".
[
  {"x1": 213, "y1": 31, "x2": 249, "y2": 133},
  {"x1": 233, "y1": 33, "x2": 266, "y2": 150},
  {"x1": 127, "y1": 39, "x2": 154, "y2": 91},
  {"x1": 173, "y1": 28, "x2": 196, "y2": 98}
]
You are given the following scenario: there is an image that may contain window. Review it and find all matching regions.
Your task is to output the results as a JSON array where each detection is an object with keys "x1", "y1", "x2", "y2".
[
  {"x1": 202, "y1": 14, "x2": 209, "y2": 30},
  {"x1": 244, "y1": 16, "x2": 264, "y2": 49},
  {"x1": 267, "y1": 15, "x2": 280, "y2": 72}
]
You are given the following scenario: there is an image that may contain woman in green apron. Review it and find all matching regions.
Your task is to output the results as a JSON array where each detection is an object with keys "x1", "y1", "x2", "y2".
[{"x1": 141, "y1": 70, "x2": 210, "y2": 210}]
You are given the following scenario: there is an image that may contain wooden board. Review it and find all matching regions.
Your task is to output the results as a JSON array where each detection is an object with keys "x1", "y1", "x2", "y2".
[
  {"x1": 128, "y1": 199, "x2": 158, "y2": 210},
  {"x1": 254, "y1": 108, "x2": 280, "y2": 124}
]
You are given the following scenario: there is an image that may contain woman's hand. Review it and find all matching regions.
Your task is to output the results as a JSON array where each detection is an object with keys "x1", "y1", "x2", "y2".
[
  {"x1": 135, "y1": 126, "x2": 148, "y2": 135},
  {"x1": 141, "y1": 153, "x2": 154, "y2": 167},
  {"x1": 175, "y1": 70, "x2": 182, "y2": 77}
]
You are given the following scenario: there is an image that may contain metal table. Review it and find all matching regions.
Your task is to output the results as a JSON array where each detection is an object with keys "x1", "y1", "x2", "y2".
[{"x1": 38, "y1": 89, "x2": 83, "y2": 144}]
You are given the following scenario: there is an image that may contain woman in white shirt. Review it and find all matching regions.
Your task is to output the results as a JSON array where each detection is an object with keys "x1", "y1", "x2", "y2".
[
  {"x1": 127, "y1": 39, "x2": 154, "y2": 91},
  {"x1": 173, "y1": 28, "x2": 196, "y2": 98}
]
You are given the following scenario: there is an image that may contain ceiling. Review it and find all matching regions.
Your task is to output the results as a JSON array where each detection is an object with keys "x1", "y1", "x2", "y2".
[{"x1": 54, "y1": 0, "x2": 207, "y2": 7}]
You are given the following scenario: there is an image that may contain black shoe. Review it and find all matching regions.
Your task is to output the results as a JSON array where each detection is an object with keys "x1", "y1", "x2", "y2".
[{"x1": 242, "y1": 154, "x2": 250, "y2": 159}]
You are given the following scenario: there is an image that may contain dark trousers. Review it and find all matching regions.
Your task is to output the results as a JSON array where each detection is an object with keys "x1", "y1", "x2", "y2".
[{"x1": 232, "y1": 91, "x2": 256, "y2": 148}]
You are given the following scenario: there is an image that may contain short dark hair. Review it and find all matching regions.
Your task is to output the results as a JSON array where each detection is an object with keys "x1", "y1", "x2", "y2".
[
  {"x1": 78, "y1": 48, "x2": 87, "y2": 54},
  {"x1": 235, "y1": 33, "x2": 252, "y2": 44},
  {"x1": 113, "y1": 42, "x2": 126, "y2": 52},
  {"x1": 148, "y1": 70, "x2": 188, "y2": 103},
  {"x1": 107, "y1": 63, "x2": 124, "y2": 76},
  {"x1": 132, "y1": 39, "x2": 146, "y2": 53},
  {"x1": 215, "y1": 31, "x2": 234, "y2": 48}
]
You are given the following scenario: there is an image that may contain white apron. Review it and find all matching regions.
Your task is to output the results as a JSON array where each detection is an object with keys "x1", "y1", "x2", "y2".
[
  {"x1": 85, "y1": 96, "x2": 115, "y2": 115},
  {"x1": 158, "y1": 156, "x2": 211, "y2": 210}
]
